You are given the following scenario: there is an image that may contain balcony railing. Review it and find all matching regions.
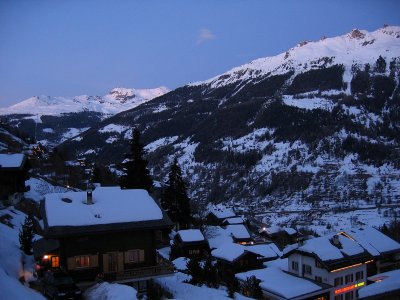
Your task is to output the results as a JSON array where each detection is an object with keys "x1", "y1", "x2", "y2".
[{"x1": 103, "y1": 262, "x2": 174, "y2": 282}]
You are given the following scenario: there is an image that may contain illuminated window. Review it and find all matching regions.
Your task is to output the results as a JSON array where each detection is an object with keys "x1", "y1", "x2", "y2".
[
  {"x1": 189, "y1": 249, "x2": 200, "y2": 255},
  {"x1": 355, "y1": 271, "x2": 363, "y2": 281},
  {"x1": 128, "y1": 249, "x2": 144, "y2": 263},
  {"x1": 292, "y1": 261, "x2": 299, "y2": 271},
  {"x1": 51, "y1": 256, "x2": 59, "y2": 268},
  {"x1": 345, "y1": 274, "x2": 353, "y2": 284},
  {"x1": 334, "y1": 277, "x2": 343, "y2": 286},
  {"x1": 75, "y1": 256, "x2": 90, "y2": 268}
]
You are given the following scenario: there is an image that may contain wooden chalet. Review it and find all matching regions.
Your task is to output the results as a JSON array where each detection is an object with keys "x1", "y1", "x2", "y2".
[
  {"x1": 0, "y1": 153, "x2": 30, "y2": 205},
  {"x1": 172, "y1": 229, "x2": 210, "y2": 258},
  {"x1": 206, "y1": 204, "x2": 236, "y2": 226},
  {"x1": 34, "y1": 187, "x2": 174, "y2": 293},
  {"x1": 211, "y1": 243, "x2": 264, "y2": 278}
]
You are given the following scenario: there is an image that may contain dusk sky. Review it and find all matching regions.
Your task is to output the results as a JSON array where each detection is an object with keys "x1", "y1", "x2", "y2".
[{"x1": 1, "y1": 0, "x2": 399, "y2": 107}]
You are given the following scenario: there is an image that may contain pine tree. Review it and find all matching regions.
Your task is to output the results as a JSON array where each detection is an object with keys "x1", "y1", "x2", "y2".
[
  {"x1": 203, "y1": 257, "x2": 219, "y2": 288},
  {"x1": 19, "y1": 215, "x2": 34, "y2": 255},
  {"x1": 186, "y1": 257, "x2": 203, "y2": 285},
  {"x1": 161, "y1": 158, "x2": 192, "y2": 229},
  {"x1": 241, "y1": 276, "x2": 263, "y2": 299},
  {"x1": 120, "y1": 128, "x2": 153, "y2": 192}
]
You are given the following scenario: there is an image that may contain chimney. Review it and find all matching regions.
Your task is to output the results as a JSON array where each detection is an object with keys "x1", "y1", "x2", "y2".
[
  {"x1": 297, "y1": 237, "x2": 304, "y2": 246},
  {"x1": 86, "y1": 189, "x2": 93, "y2": 205},
  {"x1": 332, "y1": 234, "x2": 340, "y2": 246}
]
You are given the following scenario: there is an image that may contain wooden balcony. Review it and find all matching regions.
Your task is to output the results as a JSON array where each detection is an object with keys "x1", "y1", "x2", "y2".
[{"x1": 103, "y1": 262, "x2": 175, "y2": 282}]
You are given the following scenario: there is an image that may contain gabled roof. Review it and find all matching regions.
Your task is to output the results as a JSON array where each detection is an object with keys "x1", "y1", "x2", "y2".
[
  {"x1": 0, "y1": 153, "x2": 26, "y2": 169},
  {"x1": 226, "y1": 224, "x2": 251, "y2": 240},
  {"x1": 236, "y1": 267, "x2": 323, "y2": 299},
  {"x1": 42, "y1": 187, "x2": 173, "y2": 237},
  {"x1": 212, "y1": 243, "x2": 260, "y2": 263},
  {"x1": 358, "y1": 269, "x2": 400, "y2": 299},
  {"x1": 207, "y1": 204, "x2": 236, "y2": 220},
  {"x1": 222, "y1": 217, "x2": 244, "y2": 225},
  {"x1": 283, "y1": 233, "x2": 371, "y2": 270},
  {"x1": 176, "y1": 229, "x2": 206, "y2": 243},
  {"x1": 339, "y1": 227, "x2": 400, "y2": 257},
  {"x1": 245, "y1": 243, "x2": 282, "y2": 259}
]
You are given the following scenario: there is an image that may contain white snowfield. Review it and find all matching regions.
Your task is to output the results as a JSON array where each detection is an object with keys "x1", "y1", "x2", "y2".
[
  {"x1": 0, "y1": 87, "x2": 169, "y2": 117},
  {"x1": 84, "y1": 282, "x2": 138, "y2": 300},
  {"x1": 45, "y1": 187, "x2": 163, "y2": 227},
  {"x1": 191, "y1": 26, "x2": 400, "y2": 89}
]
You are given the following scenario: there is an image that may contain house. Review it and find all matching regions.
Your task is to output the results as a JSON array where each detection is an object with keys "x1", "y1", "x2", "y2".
[
  {"x1": 358, "y1": 269, "x2": 400, "y2": 299},
  {"x1": 0, "y1": 153, "x2": 30, "y2": 205},
  {"x1": 236, "y1": 267, "x2": 331, "y2": 300},
  {"x1": 283, "y1": 233, "x2": 373, "y2": 300},
  {"x1": 212, "y1": 243, "x2": 265, "y2": 278},
  {"x1": 222, "y1": 216, "x2": 245, "y2": 226},
  {"x1": 337, "y1": 227, "x2": 400, "y2": 275},
  {"x1": 226, "y1": 224, "x2": 253, "y2": 245},
  {"x1": 172, "y1": 229, "x2": 210, "y2": 258},
  {"x1": 259, "y1": 226, "x2": 299, "y2": 246},
  {"x1": 34, "y1": 187, "x2": 174, "y2": 293},
  {"x1": 206, "y1": 204, "x2": 236, "y2": 225}
]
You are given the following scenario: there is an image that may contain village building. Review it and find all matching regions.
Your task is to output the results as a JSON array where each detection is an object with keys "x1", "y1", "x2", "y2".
[
  {"x1": 172, "y1": 229, "x2": 210, "y2": 258},
  {"x1": 358, "y1": 269, "x2": 400, "y2": 299},
  {"x1": 0, "y1": 153, "x2": 30, "y2": 205},
  {"x1": 221, "y1": 216, "x2": 245, "y2": 226},
  {"x1": 206, "y1": 204, "x2": 236, "y2": 226},
  {"x1": 33, "y1": 187, "x2": 174, "y2": 293}
]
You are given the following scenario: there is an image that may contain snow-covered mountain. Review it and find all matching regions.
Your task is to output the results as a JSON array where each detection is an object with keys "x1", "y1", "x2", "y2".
[
  {"x1": 0, "y1": 87, "x2": 169, "y2": 117},
  {"x1": 58, "y1": 26, "x2": 400, "y2": 233},
  {"x1": 0, "y1": 87, "x2": 169, "y2": 147}
]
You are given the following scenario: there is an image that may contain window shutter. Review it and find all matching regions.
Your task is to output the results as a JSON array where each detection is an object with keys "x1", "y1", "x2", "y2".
[
  {"x1": 91, "y1": 254, "x2": 98, "y2": 267},
  {"x1": 67, "y1": 257, "x2": 75, "y2": 270},
  {"x1": 139, "y1": 250, "x2": 145, "y2": 262},
  {"x1": 102, "y1": 254, "x2": 109, "y2": 273}
]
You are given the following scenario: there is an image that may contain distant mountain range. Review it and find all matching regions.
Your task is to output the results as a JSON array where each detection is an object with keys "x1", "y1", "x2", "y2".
[{"x1": 0, "y1": 87, "x2": 168, "y2": 146}]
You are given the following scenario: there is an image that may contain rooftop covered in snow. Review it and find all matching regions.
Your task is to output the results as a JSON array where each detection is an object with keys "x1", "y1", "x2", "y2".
[
  {"x1": 176, "y1": 229, "x2": 205, "y2": 243},
  {"x1": 42, "y1": 187, "x2": 172, "y2": 237},
  {"x1": 207, "y1": 204, "x2": 236, "y2": 220},
  {"x1": 236, "y1": 267, "x2": 324, "y2": 299},
  {"x1": 0, "y1": 153, "x2": 26, "y2": 169},
  {"x1": 358, "y1": 269, "x2": 400, "y2": 299}
]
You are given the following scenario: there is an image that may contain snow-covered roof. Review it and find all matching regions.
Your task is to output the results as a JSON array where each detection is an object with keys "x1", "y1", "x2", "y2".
[
  {"x1": 0, "y1": 154, "x2": 25, "y2": 168},
  {"x1": 211, "y1": 243, "x2": 248, "y2": 262},
  {"x1": 340, "y1": 227, "x2": 400, "y2": 257},
  {"x1": 245, "y1": 243, "x2": 281, "y2": 259},
  {"x1": 358, "y1": 269, "x2": 400, "y2": 298},
  {"x1": 222, "y1": 217, "x2": 244, "y2": 225},
  {"x1": 44, "y1": 187, "x2": 171, "y2": 235},
  {"x1": 177, "y1": 229, "x2": 205, "y2": 243},
  {"x1": 236, "y1": 267, "x2": 322, "y2": 299},
  {"x1": 284, "y1": 227, "x2": 297, "y2": 236},
  {"x1": 284, "y1": 234, "x2": 366, "y2": 262},
  {"x1": 207, "y1": 204, "x2": 236, "y2": 219},
  {"x1": 226, "y1": 224, "x2": 251, "y2": 240}
]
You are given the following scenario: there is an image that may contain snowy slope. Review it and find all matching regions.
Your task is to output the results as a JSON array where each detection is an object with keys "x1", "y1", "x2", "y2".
[
  {"x1": 191, "y1": 26, "x2": 400, "y2": 89},
  {"x1": 0, "y1": 87, "x2": 169, "y2": 117}
]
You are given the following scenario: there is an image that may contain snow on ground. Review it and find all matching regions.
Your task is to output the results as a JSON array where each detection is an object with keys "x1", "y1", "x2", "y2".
[
  {"x1": 0, "y1": 208, "x2": 45, "y2": 300},
  {"x1": 156, "y1": 272, "x2": 252, "y2": 300},
  {"x1": 99, "y1": 123, "x2": 129, "y2": 134},
  {"x1": 145, "y1": 136, "x2": 179, "y2": 153},
  {"x1": 172, "y1": 257, "x2": 189, "y2": 272},
  {"x1": 61, "y1": 127, "x2": 89, "y2": 143},
  {"x1": 84, "y1": 282, "x2": 137, "y2": 300},
  {"x1": 283, "y1": 95, "x2": 334, "y2": 111},
  {"x1": 25, "y1": 177, "x2": 73, "y2": 202}
]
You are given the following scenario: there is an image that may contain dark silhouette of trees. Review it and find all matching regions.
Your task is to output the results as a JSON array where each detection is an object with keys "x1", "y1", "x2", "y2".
[
  {"x1": 19, "y1": 215, "x2": 34, "y2": 255},
  {"x1": 161, "y1": 158, "x2": 192, "y2": 229},
  {"x1": 120, "y1": 128, "x2": 153, "y2": 192}
]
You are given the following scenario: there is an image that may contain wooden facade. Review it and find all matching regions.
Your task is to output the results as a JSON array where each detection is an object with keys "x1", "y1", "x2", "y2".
[
  {"x1": 215, "y1": 251, "x2": 264, "y2": 278},
  {"x1": 172, "y1": 235, "x2": 210, "y2": 259}
]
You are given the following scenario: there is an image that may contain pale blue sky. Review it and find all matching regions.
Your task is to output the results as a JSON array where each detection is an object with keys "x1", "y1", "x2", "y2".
[{"x1": 0, "y1": 0, "x2": 399, "y2": 106}]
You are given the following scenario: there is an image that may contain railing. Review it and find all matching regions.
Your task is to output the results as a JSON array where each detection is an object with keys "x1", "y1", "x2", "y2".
[{"x1": 103, "y1": 262, "x2": 174, "y2": 282}]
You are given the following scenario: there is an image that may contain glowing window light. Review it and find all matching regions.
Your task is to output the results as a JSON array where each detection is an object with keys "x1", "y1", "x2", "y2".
[{"x1": 334, "y1": 282, "x2": 365, "y2": 295}]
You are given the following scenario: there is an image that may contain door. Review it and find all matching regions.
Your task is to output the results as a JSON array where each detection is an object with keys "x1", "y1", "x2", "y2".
[{"x1": 105, "y1": 252, "x2": 118, "y2": 273}]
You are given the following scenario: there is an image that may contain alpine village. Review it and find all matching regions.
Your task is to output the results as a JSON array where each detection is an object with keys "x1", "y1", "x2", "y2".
[{"x1": 1, "y1": 22, "x2": 400, "y2": 300}]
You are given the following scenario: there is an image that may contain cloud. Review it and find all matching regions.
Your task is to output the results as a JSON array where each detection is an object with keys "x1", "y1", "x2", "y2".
[{"x1": 196, "y1": 28, "x2": 216, "y2": 45}]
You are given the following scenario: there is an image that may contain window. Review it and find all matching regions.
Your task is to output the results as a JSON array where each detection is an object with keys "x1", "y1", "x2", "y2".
[
  {"x1": 292, "y1": 261, "x2": 299, "y2": 271},
  {"x1": 128, "y1": 249, "x2": 145, "y2": 263},
  {"x1": 189, "y1": 249, "x2": 200, "y2": 255},
  {"x1": 155, "y1": 230, "x2": 163, "y2": 242},
  {"x1": 51, "y1": 256, "x2": 59, "y2": 268},
  {"x1": 75, "y1": 255, "x2": 90, "y2": 268},
  {"x1": 315, "y1": 276, "x2": 322, "y2": 283},
  {"x1": 303, "y1": 264, "x2": 312, "y2": 275},
  {"x1": 334, "y1": 277, "x2": 343, "y2": 286},
  {"x1": 315, "y1": 260, "x2": 324, "y2": 268},
  {"x1": 344, "y1": 291, "x2": 354, "y2": 300},
  {"x1": 355, "y1": 271, "x2": 363, "y2": 281},
  {"x1": 345, "y1": 274, "x2": 353, "y2": 284}
]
